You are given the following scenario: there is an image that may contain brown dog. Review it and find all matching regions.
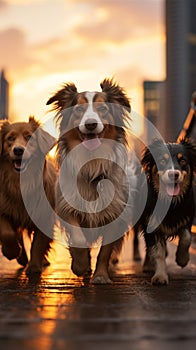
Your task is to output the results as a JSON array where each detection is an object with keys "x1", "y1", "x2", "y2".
[
  {"x1": 0, "y1": 116, "x2": 56, "y2": 273},
  {"x1": 47, "y1": 78, "x2": 134, "y2": 284}
]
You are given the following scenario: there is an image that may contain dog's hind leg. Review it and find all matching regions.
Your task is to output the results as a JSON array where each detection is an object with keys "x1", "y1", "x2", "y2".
[
  {"x1": 143, "y1": 248, "x2": 155, "y2": 272},
  {"x1": 143, "y1": 231, "x2": 156, "y2": 272},
  {"x1": 176, "y1": 229, "x2": 192, "y2": 267},
  {"x1": 133, "y1": 228, "x2": 141, "y2": 261},
  {"x1": 0, "y1": 217, "x2": 22, "y2": 260},
  {"x1": 109, "y1": 236, "x2": 124, "y2": 266}
]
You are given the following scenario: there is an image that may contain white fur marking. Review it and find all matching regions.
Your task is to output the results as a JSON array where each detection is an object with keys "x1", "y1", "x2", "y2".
[
  {"x1": 79, "y1": 92, "x2": 104, "y2": 134},
  {"x1": 151, "y1": 241, "x2": 168, "y2": 285}
]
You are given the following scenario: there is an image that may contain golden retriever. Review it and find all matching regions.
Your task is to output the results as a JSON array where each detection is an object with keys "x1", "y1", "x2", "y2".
[
  {"x1": 0, "y1": 116, "x2": 56, "y2": 273},
  {"x1": 47, "y1": 78, "x2": 133, "y2": 284}
]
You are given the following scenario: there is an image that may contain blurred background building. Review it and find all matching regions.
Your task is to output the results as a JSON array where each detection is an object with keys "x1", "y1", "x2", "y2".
[
  {"x1": 143, "y1": 80, "x2": 166, "y2": 140},
  {"x1": 144, "y1": 0, "x2": 196, "y2": 142},
  {"x1": 165, "y1": 0, "x2": 196, "y2": 141},
  {"x1": 0, "y1": 69, "x2": 9, "y2": 120}
]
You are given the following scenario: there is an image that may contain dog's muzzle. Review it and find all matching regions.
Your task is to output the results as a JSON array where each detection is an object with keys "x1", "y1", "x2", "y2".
[
  {"x1": 164, "y1": 170, "x2": 182, "y2": 196},
  {"x1": 79, "y1": 118, "x2": 104, "y2": 151},
  {"x1": 12, "y1": 146, "x2": 29, "y2": 172}
]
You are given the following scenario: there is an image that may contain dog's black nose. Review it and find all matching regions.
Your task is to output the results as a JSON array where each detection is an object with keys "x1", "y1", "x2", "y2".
[
  {"x1": 85, "y1": 118, "x2": 98, "y2": 131},
  {"x1": 168, "y1": 170, "x2": 180, "y2": 181},
  {"x1": 13, "y1": 147, "x2": 25, "y2": 156}
]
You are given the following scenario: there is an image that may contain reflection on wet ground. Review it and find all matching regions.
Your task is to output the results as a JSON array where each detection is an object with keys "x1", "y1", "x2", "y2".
[{"x1": 0, "y1": 232, "x2": 196, "y2": 350}]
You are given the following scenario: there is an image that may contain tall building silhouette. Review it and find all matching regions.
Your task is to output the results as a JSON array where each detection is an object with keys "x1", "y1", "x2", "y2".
[
  {"x1": 143, "y1": 80, "x2": 166, "y2": 141},
  {"x1": 0, "y1": 69, "x2": 9, "y2": 120},
  {"x1": 165, "y1": 0, "x2": 196, "y2": 141}
]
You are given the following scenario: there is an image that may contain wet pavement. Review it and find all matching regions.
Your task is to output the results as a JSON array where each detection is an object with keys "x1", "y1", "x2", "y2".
[{"x1": 0, "y1": 232, "x2": 196, "y2": 350}]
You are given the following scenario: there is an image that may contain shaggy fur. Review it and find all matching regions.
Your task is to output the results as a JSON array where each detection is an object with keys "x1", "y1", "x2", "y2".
[
  {"x1": 47, "y1": 78, "x2": 133, "y2": 284},
  {"x1": 134, "y1": 139, "x2": 196, "y2": 285},
  {"x1": 0, "y1": 117, "x2": 56, "y2": 273}
]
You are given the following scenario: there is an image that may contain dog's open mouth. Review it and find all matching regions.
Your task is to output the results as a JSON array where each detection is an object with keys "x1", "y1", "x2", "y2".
[
  {"x1": 13, "y1": 159, "x2": 28, "y2": 172},
  {"x1": 165, "y1": 182, "x2": 181, "y2": 196},
  {"x1": 80, "y1": 132, "x2": 104, "y2": 151}
]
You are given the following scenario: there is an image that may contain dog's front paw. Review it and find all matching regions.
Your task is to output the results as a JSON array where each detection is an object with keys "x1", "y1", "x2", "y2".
[
  {"x1": 176, "y1": 250, "x2": 189, "y2": 267},
  {"x1": 91, "y1": 274, "x2": 112, "y2": 284},
  {"x1": 71, "y1": 260, "x2": 91, "y2": 277},
  {"x1": 70, "y1": 248, "x2": 91, "y2": 277},
  {"x1": 151, "y1": 273, "x2": 169, "y2": 285}
]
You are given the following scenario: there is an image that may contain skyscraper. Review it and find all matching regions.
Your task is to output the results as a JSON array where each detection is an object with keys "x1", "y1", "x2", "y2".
[
  {"x1": 165, "y1": 0, "x2": 196, "y2": 141},
  {"x1": 143, "y1": 80, "x2": 166, "y2": 141},
  {"x1": 0, "y1": 69, "x2": 9, "y2": 120}
]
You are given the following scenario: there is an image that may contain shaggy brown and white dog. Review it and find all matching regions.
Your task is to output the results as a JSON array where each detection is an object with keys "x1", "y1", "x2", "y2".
[
  {"x1": 0, "y1": 117, "x2": 56, "y2": 273},
  {"x1": 47, "y1": 78, "x2": 134, "y2": 284}
]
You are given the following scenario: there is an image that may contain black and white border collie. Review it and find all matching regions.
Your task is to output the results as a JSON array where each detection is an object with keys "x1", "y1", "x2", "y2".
[{"x1": 134, "y1": 139, "x2": 196, "y2": 285}]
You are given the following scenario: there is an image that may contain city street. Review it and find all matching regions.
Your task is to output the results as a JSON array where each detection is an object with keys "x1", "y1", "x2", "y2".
[{"x1": 0, "y1": 232, "x2": 196, "y2": 350}]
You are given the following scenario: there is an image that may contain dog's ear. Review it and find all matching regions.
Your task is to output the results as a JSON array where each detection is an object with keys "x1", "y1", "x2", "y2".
[
  {"x1": 100, "y1": 78, "x2": 131, "y2": 112},
  {"x1": 28, "y1": 116, "x2": 40, "y2": 130},
  {"x1": 141, "y1": 147, "x2": 153, "y2": 173},
  {"x1": 28, "y1": 116, "x2": 56, "y2": 154},
  {"x1": 141, "y1": 139, "x2": 165, "y2": 175},
  {"x1": 36, "y1": 128, "x2": 56, "y2": 155},
  {"x1": 0, "y1": 120, "x2": 10, "y2": 155},
  {"x1": 46, "y1": 83, "x2": 78, "y2": 111},
  {"x1": 180, "y1": 138, "x2": 196, "y2": 169}
]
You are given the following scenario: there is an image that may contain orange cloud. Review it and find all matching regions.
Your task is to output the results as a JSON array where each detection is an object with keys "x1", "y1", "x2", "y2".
[
  {"x1": 0, "y1": 28, "x2": 36, "y2": 75},
  {"x1": 0, "y1": 0, "x2": 7, "y2": 9},
  {"x1": 69, "y1": 0, "x2": 163, "y2": 43},
  {"x1": 72, "y1": 0, "x2": 163, "y2": 44}
]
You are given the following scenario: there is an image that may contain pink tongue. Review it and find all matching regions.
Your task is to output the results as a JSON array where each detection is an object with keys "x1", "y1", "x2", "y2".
[
  {"x1": 82, "y1": 138, "x2": 101, "y2": 151},
  {"x1": 166, "y1": 183, "x2": 180, "y2": 196},
  {"x1": 14, "y1": 160, "x2": 22, "y2": 169}
]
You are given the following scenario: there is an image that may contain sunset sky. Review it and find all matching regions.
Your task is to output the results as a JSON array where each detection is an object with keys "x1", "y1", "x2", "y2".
[{"x1": 0, "y1": 0, "x2": 165, "y2": 130}]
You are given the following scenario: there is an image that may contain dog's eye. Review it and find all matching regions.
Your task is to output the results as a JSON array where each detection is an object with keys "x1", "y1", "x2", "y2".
[
  {"x1": 97, "y1": 104, "x2": 108, "y2": 113},
  {"x1": 7, "y1": 135, "x2": 15, "y2": 142},
  {"x1": 75, "y1": 105, "x2": 85, "y2": 114},
  {"x1": 179, "y1": 158, "x2": 187, "y2": 166},
  {"x1": 25, "y1": 134, "x2": 32, "y2": 141},
  {"x1": 159, "y1": 159, "x2": 166, "y2": 166}
]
